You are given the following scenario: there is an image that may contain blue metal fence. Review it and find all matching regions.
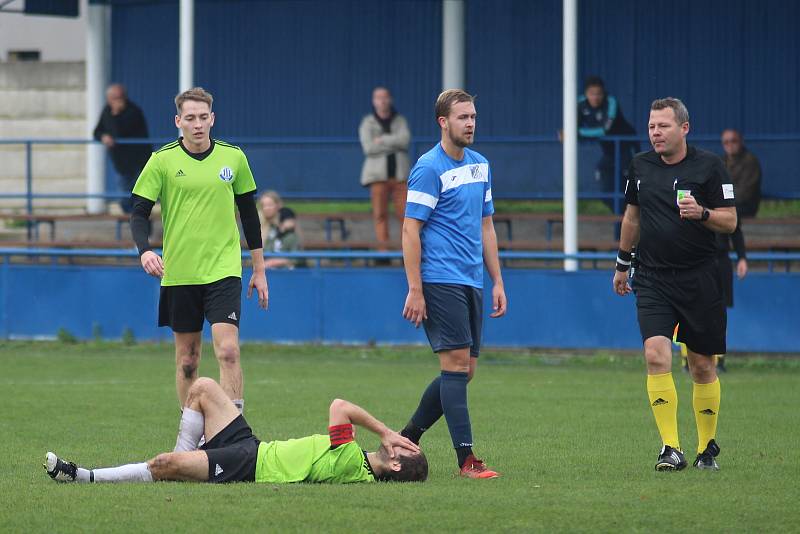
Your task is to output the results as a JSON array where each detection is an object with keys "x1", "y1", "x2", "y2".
[{"x1": 1, "y1": 135, "x2": 798, "y2": 214}]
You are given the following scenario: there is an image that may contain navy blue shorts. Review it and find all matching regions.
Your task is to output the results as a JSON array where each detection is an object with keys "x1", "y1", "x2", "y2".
[{"x1": 422, "y1": 283, "x2": 483, "y2": 358}]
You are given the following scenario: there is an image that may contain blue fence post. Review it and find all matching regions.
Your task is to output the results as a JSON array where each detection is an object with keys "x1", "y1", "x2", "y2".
[{"x1": 25, "y1": 141, "x2": 33, "y2": 240}]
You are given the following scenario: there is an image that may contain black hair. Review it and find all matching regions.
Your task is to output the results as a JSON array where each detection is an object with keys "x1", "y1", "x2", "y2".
[{"x1": 584, "y1": 76, "x2": 605, "y2": 91}]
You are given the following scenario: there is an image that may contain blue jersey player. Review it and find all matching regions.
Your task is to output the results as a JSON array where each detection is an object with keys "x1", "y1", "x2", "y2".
[{"x1": 399, "y1": 89, "x2": 507, "y2": 479}]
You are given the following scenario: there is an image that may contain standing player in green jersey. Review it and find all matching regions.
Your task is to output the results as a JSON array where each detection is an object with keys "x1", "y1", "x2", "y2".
[
  {"x1": 129, "y1": 88, "x2": 268, "y2": 413},
  {"x1": 44, "y1": 377, "x2": 427, "y2": 484}
]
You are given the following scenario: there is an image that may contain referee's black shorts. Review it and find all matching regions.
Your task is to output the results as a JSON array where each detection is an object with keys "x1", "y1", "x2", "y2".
[
  {"x1": 422, "y1": 283, "x2": 483, "y2": 357},
  {"x1": 632, "y1": 260, "x2": 727, "y2": 356},
  {"x1": 158, "y1": 276, "x2": 241, "y2": 333}
]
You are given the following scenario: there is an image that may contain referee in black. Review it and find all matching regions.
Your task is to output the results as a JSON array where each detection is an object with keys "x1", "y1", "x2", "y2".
[{"x1": 612, "y1": 97, "x2": 737, "y2": 472}]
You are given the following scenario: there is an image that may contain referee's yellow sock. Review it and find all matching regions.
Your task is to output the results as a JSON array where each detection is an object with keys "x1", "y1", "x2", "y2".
[
  {"x1": 693, "y1": 378, "x2": 721, "y2": 453},
  {"x1": 647, "y1": 372, "x2": 680, "y2": 450}
]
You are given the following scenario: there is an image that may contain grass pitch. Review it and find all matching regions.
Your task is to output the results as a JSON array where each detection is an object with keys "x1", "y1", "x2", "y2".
[{"x1": 1, "y1": 342, "x2": 798, "y2": 533}]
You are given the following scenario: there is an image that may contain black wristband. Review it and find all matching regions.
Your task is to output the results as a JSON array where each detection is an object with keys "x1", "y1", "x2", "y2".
[{"x1": 616, "y1": 248, "x2": 632, "y2": 272}]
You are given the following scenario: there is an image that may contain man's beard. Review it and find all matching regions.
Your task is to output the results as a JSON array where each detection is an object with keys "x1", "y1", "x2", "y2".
[{"x1": 448, "y1": 130, "x2": 473, "y2": 148}]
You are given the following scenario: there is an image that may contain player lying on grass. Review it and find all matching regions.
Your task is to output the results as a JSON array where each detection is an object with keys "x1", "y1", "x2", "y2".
[{"x1": 45, "y1": 377, "x2": 427, "y2": 484}]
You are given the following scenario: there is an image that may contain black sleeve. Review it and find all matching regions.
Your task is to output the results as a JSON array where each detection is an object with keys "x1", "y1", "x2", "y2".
[
  {"x1": 93, "y1": 106, "x2": 109, "y2": 141},
  {"x1": 235, "y1": 192, "x2": 263, "y2": 250},
  {"x1": 706, "y1": 158, "x2": 736, "y2": 209},
  {"x1": 130, "y1": 194, "x2": 155, "y2": 256},
  {"x1": 731, "y1": 220, "x2": 746, "y2": 260},
  {"x1": 624, "y1": 159, "x2": 639, "y2": 206}
]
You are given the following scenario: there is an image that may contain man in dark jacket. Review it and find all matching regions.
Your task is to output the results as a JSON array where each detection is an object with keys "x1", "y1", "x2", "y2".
[
  {"x1": 721, "y1": 129, "x2": 762, "y2": 218},
  {"x1": 93, "y1": 84, "x2": 152, "y2": 213},
  {"x1": 577, "y1": 76, "x2": 640, "y2": 213}
]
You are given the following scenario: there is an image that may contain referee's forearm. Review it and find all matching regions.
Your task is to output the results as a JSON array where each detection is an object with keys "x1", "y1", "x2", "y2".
[{"x1": 618, "y1": 209, "x2": 640, "y2": 252}]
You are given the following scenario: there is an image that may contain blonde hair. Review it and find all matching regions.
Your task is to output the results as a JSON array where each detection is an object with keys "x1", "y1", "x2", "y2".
[
  {"x1": 435, "y1": 89, "x2": 475, "y2": 122},
  {"x1": 175, "y1": 87, "x2": 213, "y2": 114}
]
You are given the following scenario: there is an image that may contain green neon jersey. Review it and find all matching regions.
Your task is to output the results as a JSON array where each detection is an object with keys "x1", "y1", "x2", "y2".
[
  {"x1": 255, "y1": 435, "x2": 376, "y2": 484},
  {"x1": 132, "y1": 139, "x2": 256, "y2": 286}
]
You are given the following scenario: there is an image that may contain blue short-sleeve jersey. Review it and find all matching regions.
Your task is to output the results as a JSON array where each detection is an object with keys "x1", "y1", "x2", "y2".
[{"x1": 405, "y1": 143, "x2": 494, "y2": 288}]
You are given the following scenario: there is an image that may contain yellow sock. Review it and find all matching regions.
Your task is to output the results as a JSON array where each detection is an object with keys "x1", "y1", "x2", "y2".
[
  {"x1": 693, "y1": 378, "x2": 721, "y2": 453},
  {"x1": 647, "y1": 372, "x2": 680, "y2": 450}
]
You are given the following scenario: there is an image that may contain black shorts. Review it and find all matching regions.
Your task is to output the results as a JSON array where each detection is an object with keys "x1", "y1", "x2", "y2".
[
  {"x1": 717, "y1": 253, "x2": 734, "y2": 308},
  {"x1": 632, "y1": 260, "x2": 727, "y2": 356},
  {"x1": 422, "y1": 283, "x2": 483, "y2": 358},
  {"x1": 201, "y1": 415, "x2": 261, "y2": 483},
  {"x1": 159, "y1": 276, "x2": 241, "y2": 332}
]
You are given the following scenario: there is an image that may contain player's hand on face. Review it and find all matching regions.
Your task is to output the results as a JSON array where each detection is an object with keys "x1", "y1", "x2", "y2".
[
  {"x1": 612, "y1": 270, "x2": 631, "y2": 296},
  {"x1": 140, "y1": 250, "x2": 164, "y2": 278},
  {"x1": 248, "y1": 271, "x2": 269, "y2": 310},
  {"x1": 402, "y1": 289, "x2": 427, "y2": 327},
  {"x1": 380, "y1": 430, "x2": 420, "y2": 458},
  {"x1": 678, "y1": 194, "x2": 700, "y2": 219},
  {"x1": 490, "y1": 283, "x2": 507, "y2": 318}
]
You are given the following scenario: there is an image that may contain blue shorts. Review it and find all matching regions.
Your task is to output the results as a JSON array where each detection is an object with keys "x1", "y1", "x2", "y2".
[{"x1": 422, "y1": 283, "x2": 483, "y2": 357}]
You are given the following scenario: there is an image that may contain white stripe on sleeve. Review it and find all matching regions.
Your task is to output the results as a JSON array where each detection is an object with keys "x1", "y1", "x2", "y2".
[
  {"x1": 484, "y1": 188, "x2": 492, "y2": 202},
  {"x1": 407, "y1": 190, "x2": 438, "y2": 209}
]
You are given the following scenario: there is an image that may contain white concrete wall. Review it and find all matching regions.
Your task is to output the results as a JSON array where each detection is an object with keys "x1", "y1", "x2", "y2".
[{"x1": 0, "y1": 0, "x2": 88, "y2": 62}]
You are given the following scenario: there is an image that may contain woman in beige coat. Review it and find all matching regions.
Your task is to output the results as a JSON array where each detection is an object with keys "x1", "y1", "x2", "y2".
[{"x1": 359, "y1": 87, "x2": 411, "y2": 247}]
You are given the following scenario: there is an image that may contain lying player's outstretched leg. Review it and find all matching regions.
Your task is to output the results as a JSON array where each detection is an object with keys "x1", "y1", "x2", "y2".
[{"x1": 45, "y1": 377, "x2": 427, "y2": 485}]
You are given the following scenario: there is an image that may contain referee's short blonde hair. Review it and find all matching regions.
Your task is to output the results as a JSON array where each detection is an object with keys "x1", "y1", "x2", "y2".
[
  {"x1": 435, "y1": 89, "x2": 475, "y2": 122},
  {"x1": 175, "y1": 87, "x2": 213, "y2": 114},
  {"x1": 651, "y1": 97, "x2": 689, "y2": 125}
]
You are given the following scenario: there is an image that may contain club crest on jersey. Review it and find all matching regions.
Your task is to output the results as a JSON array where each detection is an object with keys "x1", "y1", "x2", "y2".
[
  {"x1": 219, "y1": 167, "x2": 234, "y2": 182},
  {"x1": 470, "y1": 165, "x2": 482, "y2": 180}
]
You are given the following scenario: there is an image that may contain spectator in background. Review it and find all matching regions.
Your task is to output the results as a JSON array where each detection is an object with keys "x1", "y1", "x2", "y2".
[
  {"x1": 93, "y1": 83, "x2": 152, "y2": 213},
  {"x1": 721, "y1": 129, "x2": 762, "y2": 218},
  {"x1": 260, "y1": 190, "x2": 301, "y2": 269},
  {"x1": 576, "y1": 76, "x2": 639, "y2": 213},
  {"x1": 359, "y1": 87, "x2": 411, "y2": 248}
]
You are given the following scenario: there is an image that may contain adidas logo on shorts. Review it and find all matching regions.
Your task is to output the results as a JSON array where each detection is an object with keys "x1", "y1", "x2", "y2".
[
  {"x1": 228, "y1": 312, "x2": 237, "y2": 321},
  {"x1": 215, "y1": 464, "x2": 224, "y2": 476}
]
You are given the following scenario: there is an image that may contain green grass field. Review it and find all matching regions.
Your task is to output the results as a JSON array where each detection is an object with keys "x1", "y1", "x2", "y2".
[{"x1": 2, "y1": 342, "x2": 798, "y2": 533}]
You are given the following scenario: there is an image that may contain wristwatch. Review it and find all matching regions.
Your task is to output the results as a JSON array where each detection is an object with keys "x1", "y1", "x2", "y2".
[{"x1": 701, "y1": 208, "x2": 710, "y2": 221}]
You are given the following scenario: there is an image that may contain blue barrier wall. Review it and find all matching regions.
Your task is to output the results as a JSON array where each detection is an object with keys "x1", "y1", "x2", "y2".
[{"x1": 1, "y1": 264, "x2": 797, "y2": 352}]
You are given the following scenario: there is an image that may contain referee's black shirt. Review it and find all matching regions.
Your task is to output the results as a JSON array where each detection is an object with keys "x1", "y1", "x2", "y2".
[{"x1": 625, "y1": 145, "x2": 736, "y2": 270}]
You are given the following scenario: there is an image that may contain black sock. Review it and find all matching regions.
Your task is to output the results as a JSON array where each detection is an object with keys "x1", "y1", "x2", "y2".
[
  {"x1": 456, "y1": 446, "x2": 474, "y2": 468},
  {"x1": 402, "y1": 376, "x2": 444, "y2": 444},
  {"x1": 440, "y1": 370, "x2": 473, "y2": 467},
  {"x1": 400, "y1": 421, "x2": 424, "y2": 444}
]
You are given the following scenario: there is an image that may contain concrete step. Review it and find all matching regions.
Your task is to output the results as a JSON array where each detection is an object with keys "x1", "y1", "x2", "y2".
[
  {"x1": 0, "y1": 62, "x2": 85, "y2": 90},
  {"x1": 0, "y1": 89, "x2": 85, "y2": 119},
  {"x1": 0, "y1": 146, "x2": 85, "y2": 180},
  {"x1": 0, "y1": 118, "x2": 86, "y2": 139}
]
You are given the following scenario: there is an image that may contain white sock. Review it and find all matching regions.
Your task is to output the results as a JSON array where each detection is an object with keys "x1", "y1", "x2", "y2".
[
  {"x1": 233, "y1": 399, "x2": 244, "y2": 414},
  {"x1": 91, "y1": 463, "x2": 153, "y2": 483},
  {"x1": 174, "y1": 408, "x2": 205, "y2": 452},
  {"x1": 76, "y1": 467, "x2": 91, "y2": 483}
]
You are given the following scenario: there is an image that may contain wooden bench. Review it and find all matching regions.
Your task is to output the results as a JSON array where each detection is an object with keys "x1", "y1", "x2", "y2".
[{"x1": 1, "y1": 213, "x2": 132, "y2": 241}]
